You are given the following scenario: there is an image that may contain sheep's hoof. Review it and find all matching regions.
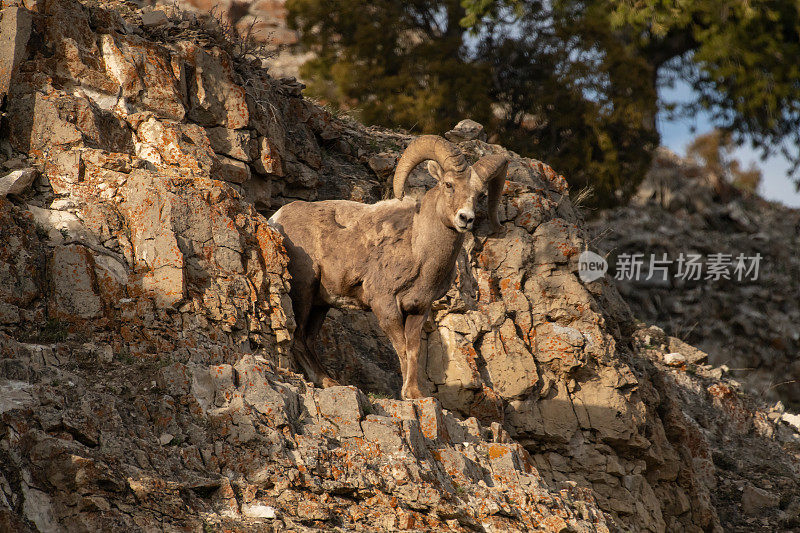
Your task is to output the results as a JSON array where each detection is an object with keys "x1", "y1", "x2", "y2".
[
  {"x1": 321, "y1": 376, "x2": 340, "y2": 388},
  {"x1": 401, "y1": 386, "x2": 424, "y2": 400}
]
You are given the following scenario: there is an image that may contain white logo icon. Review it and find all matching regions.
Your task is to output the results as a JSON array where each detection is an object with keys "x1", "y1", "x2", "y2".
[{"x1": 578, "y1": 250, "x2": 607, "y2": 283}]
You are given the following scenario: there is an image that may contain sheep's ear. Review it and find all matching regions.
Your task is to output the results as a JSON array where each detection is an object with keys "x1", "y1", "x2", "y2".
[
  {"x1": 472, "y1": 155, "x2": 509, "y2": 233},
  {"x1": 427, "y1": 160, "x2": 444, "y2": 181}
]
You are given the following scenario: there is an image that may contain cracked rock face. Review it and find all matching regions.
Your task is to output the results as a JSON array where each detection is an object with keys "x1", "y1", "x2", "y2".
[
  {"x1": 0, "y1": 1, "x2": 798, "y2": 531},
  {"x1": 0, "y1": 335, "x2": 611, "y2": 532}
]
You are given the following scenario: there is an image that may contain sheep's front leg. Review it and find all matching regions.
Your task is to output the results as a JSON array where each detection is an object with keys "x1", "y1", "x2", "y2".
[
  {"x1": 401, "y1": 313, "x2": 427, "y2": 399},
  {"x1": 372, "y1": 299, "x2": 412, "y2": 398}
]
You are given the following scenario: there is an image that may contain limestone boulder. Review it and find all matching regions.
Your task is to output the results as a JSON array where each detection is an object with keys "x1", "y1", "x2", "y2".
[
  {"x1": 0, "y1": 168, "x2": 36, "y2": 197},
  {"x1": 444, "y1": 119, "x2": 487, "y2": 143}
]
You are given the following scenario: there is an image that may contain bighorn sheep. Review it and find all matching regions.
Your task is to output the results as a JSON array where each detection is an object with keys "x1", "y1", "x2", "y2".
[{"x1": 268, "y1": 135, "x2": 508, "y2": 399}]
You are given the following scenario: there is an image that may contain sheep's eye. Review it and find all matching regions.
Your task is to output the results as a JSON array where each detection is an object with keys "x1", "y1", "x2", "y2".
[{"x1": 444, "y1": 182, "x2": 454, "y2": 190}]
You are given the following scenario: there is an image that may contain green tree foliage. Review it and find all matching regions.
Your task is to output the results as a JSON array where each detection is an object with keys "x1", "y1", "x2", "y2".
[
  {"x1": 286, "y1": 0, "x2": 493, "y2": 133},
  {"x1": 469, "y1": 1, "x2": 660, "y2": 206},
  {"x1": 610, "y1": 1, "x2": 800, "y2": 172},
  {"x1": 287, "y1": 0, "x2": 798, "y2": 206}
]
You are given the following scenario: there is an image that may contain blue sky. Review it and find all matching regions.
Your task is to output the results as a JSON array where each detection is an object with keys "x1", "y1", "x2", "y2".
[{"x1": 657, "y1": 82, "x2": 800, "y2": 208}]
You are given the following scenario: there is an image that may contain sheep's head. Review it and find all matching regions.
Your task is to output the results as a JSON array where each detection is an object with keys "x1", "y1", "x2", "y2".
[{"x1": 393, "y1": 135, "x2": 508, "y2": 233}]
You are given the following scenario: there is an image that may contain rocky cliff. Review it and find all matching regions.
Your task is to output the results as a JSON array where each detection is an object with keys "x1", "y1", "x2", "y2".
[
  {"x1": 588, "y1": 149, "x2": 800, "y2": 409},
  {"x1": 1, "y1": 1, "x2": 799, "y2": 532}
]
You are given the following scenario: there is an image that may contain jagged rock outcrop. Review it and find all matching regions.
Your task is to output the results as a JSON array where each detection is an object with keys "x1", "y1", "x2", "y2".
[
  {"x1": 630, "y1": 324, "x2": 800, "y2": 531},
  {"x1": 588, "y1": 148, "x2": 800, "y2": 408},
  {"x1": 0, "y1": 1, "x2": 798, "y2": 531},
  {"x1": 0, "y1": 332, "x2": 611, "y2": 532}
]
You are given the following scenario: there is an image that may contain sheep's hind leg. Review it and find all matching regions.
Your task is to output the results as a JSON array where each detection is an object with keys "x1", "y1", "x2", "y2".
[
  {"x1": 304, "y1": 306, "x2": 339, "y2": 388},
  {"x1": 291, "y1": 286, "x2": 336, "y2": 387}
]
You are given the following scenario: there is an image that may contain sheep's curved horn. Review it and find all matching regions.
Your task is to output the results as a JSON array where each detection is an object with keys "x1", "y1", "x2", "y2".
[
  {"x1": 472, "y1": 154, "x2": 508, "y2": 231},
  {"x1": 393, "y1": 135, "x2": 468, "y2": 198}
]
